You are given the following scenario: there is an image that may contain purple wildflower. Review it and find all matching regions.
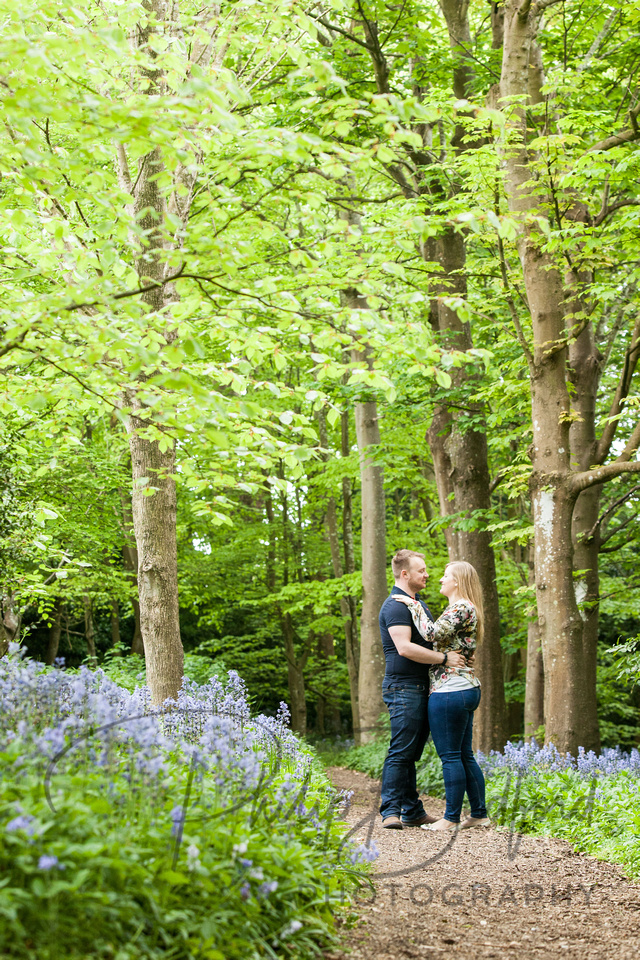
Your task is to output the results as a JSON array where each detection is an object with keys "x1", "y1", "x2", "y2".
[
  {"x1": 257, "y1": 880, "x2": 278, "y2": 898},
  {"x1": 169, "y1": 806, "x2": 184, "y2": 837},
  {"x1": 6, "y1": 815, "x2": 37, "y2": 836},
  {"x1": 347, "y1": 841, "x2": 380, "y2": 865}
]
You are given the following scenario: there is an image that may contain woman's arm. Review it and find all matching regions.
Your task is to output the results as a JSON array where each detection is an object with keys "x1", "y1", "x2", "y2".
[
  {"x1": 388, "y1": 625, "x2": 469, "y2": 669},
  {"x1": 393, "y1": 598, "x2": 475, "y2": 651}
]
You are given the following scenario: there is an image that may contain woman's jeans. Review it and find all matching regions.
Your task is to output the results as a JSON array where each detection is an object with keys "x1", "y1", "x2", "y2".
[
  {"x1": 380, "y1": 679, "x2": 429, "y2": 821},
  {"x1": 428, "y1": 687, "x2": 487, "y2": 823}
]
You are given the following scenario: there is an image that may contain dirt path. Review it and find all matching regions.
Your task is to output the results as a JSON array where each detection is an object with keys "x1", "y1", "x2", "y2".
[{"x1": 326, "y1": 767, "x2": 640, "y2": 960}]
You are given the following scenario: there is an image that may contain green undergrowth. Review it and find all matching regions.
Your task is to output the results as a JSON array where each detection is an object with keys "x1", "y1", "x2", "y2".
[
  {"x1": 0, "y1": 658, "x2": 371, "y2": 960},
  {"x1": 485, "y1": 769, "x2": 640, "y2": 880},
  {"x1": 328, "y1": 734, "x2": 640, "y2": 880}
]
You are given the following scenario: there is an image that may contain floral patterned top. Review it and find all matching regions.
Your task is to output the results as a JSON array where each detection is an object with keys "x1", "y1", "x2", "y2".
[{"x1": 393, "y1": 596, "x2": 480, "y2": 693}]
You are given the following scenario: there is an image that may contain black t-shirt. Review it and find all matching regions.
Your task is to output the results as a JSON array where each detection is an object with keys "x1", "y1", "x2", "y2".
[{"x1": 379, "y1": 586, "x2": 434, "y2": 681}]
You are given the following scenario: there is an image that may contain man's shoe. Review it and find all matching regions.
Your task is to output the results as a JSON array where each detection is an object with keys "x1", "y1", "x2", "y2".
[
  {"x1": 401, "y1": 813, "x2": 438, "y2": 827},
  {"x1": 381, "y1": 816, "x2": 404, "y2": 829}
]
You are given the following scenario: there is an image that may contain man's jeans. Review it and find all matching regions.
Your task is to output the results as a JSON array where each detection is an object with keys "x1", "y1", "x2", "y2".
[
  {"x1": 428, "y1": 686, "x2": 487, "y2": 823},
  {"x1": 380, "y1": 678, "x2": 429, "y2": 821}
]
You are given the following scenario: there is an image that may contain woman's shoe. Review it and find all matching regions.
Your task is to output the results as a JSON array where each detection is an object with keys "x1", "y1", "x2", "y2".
[
  {"x1": 460, "y1": 816, "x2": 491, "y2": 829},
  {"x1": 420, "y1": 818, "x2": 459, "y2": 832}
]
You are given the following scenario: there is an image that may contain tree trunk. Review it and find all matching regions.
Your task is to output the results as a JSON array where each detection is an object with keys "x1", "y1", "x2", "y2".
[
  {"x1": 45, "y1": 600, "x2": 63, "y2": 666},
  {"x1": 115, "y1": 2, "x2": 218, "y2": 702},
  {"x1": 124, "y1": 136, "x2": 184, "y2": 700},
  {"x1": 341, "y1": 403, "x2": 361, "y2": 739},
  {"x1": 318, "y1": 407, "x2": 360, "y2": 735},
  {"x1": 283, "y1": 611, "x2": 307, "y2": 735},
  {"x1": 278, "y1": 475, "x2": 310, "y2": 733},
  {"x1": 524, "y1": 549, "x2": 544, "y2": 740},
  {"x1": 426, "y1": 401, "x2": 460, "y2": 558},
  {"x1": 423, "y1": 2, "x2": 508, "y2": 750},
  {"x1": 425, "y1": 229, "x2": 507, "y2": 750},
  {"x1": 110, "y1": 600, "x2": 121, "y2": 649},
  {"x1": 354, "y1": 397, "x2": 388, "y2": 742},
  {"x1": 121, "y1": 491, "x2": 144, "y2": 655},
  {"x1": 83, "y1": 595, "x2": 97, "y2": 668},
  {"x1": 569, "y1": 323, "x2": 603, "y2": 752},
  {"x1": 1, "y1": 592, "x2": 20, "y2": 656},
  {"x1": 126, "y1": 434, "x2": 183, "y2": 701},
  {"x1": 315, "y1": 630, "x2": 342, "y2": 735},
  {"x1": 500, "y1": 1, "x2": 596, "y2": 752},
  {"x1": 503, "y1": 648, "x2": 524, "y2": 738}
]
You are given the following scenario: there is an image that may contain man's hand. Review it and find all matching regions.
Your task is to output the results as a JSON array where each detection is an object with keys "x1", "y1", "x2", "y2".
[{"x1": 447, "y1": 651, "x2": 467, "y2": 670}]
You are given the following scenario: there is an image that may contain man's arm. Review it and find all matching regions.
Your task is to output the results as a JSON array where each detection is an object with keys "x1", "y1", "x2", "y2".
[{"x1": 389, "y1": 625, "x2": 468, "y2": 670}]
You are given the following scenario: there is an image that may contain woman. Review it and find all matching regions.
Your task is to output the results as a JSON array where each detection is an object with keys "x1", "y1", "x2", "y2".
[{"x1": 394, "y1": 560, "x2": 490, "y2": 831}]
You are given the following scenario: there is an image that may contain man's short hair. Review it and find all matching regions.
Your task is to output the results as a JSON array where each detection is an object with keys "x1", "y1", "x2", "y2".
[{"x1": 391, "y1": 549, "x2": 425, "y2": 579}]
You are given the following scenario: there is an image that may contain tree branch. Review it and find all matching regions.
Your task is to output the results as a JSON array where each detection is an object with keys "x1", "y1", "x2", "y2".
[
  {"x1": 584, "y1": 483, "x2": 640, "y2": 541},
  {"x1": 570, "y1": 459, "x2": 640, "y2": 496},
  {"x1": 599, "y1": 511, "x2": 637, "y2": 546},
  {"x1": 489, "y1": 469, "x2": 507, "y2": 494},
  {"x1": 596, "y1": 313, "x2": 640, "y2": 463},
  {"x1": 315, "y1": 16, "x2": 371, "y2": 50},
  {"x1": 494, "y1": 188, "x2": 534, "y2": 370},
  {"x1": 579, "y1": 9, "x2": 619, "y2": 73},
  {"x1": 616, "y1": 418, "x2": 640, "y2": 463},
  {"x1": 588, "y1": 102, "x2": 640, "y2": 152},
  {"x1": 0, "y1": 328, "x2": 30, "y2": 359},
  {"x1": 593, "y1": 198, "x2": 640, "y2": 227},
  {"x1": 61, "y1": 266, "x2": 185, "y2": 313}
]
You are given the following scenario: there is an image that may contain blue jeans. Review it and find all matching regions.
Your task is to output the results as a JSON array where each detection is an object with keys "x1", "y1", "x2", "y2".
[
  {"x1": 428, "y1": 687, "x2": 487, "y2": 823},
  {"x1": 380, "y1": 679, "x2": 429, "y2": 821}
]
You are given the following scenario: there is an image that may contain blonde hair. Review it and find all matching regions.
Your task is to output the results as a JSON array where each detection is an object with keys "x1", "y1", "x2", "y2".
[{"x1": 446, "y1": 561, "x2": 484, "y2": 645}]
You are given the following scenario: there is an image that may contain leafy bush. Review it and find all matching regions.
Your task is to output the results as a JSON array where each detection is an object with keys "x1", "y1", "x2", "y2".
[
  {"x1": 597, "y1": 637, "x2": 640, "y2": 748},
  {"x1": 0, "y1": 650, "x2": 372, "y2": 959},
  {"x1": 480, "y1": 740, "x2": 640, "y2": 880},
  {"x1": 336, "y1": 731, "x2": 640, "y2": 880},
  {"x1": 95, "y1": 643, "x2": 227, "y2": 693}
]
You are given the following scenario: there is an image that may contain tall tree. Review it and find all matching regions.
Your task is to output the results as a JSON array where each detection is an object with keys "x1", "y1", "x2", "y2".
[{"x1": 499, "y1": 0, "x2": 640, "y2": 751}]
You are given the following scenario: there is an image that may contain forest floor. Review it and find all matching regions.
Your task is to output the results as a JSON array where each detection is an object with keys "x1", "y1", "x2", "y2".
[{"x1": 325, "y1": 767, "x2": 640, "y2": 960}]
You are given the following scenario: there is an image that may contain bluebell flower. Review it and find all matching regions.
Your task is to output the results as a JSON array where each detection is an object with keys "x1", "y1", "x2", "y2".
[
  {"x1": 257, "y1": 880, "x2": 278, "y2": 898},
  {"x1": 6, "y1": 815, "x2": 37, "y2": 836},
  {"x1": 38, "y1": 855, "x2": 64, "y2": 871},
  {"x1": 169, "y1": 806, "x2": 184, "y2": 837},
  {"x1": 347, "y1": 842, "x2": 379, "y2": 865}
]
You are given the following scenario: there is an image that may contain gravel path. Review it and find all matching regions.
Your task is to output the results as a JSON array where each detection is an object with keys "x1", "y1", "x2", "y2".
[{"x1": 326, "y1": 767, "x2": 640, "y2": 960}]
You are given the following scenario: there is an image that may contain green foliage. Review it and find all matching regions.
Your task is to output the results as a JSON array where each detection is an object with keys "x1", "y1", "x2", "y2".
[
  {"x1": 2, "y1": 0, "x2": 640, "y2": 747},
  {"x1": 0, "y1": 658, "x2": 367, "y2": 960},
  {"x1": 486, "y1": 770, "x2": 640, "y2": 881},
  {"x1": 597, "y1": 637, "x2": 640, "y2": 748},
  {"x1": 97, "y1": 644, "x2": 227, "y2": 693}
]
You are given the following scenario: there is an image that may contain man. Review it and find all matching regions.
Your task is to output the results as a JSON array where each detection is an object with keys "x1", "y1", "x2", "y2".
[{"x1": 379, "y1": 549, "x2": 467, "y2": 829}]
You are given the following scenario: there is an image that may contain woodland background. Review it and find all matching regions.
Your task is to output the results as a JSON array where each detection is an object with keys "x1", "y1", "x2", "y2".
[{"x1": 2, "y1": 0, "x2": 640, "y2": 755}]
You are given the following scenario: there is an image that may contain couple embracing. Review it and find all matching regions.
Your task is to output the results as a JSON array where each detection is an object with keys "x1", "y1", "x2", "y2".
[{"x1": 378, "y1": 549, "x2": 490, "y2": 832}]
